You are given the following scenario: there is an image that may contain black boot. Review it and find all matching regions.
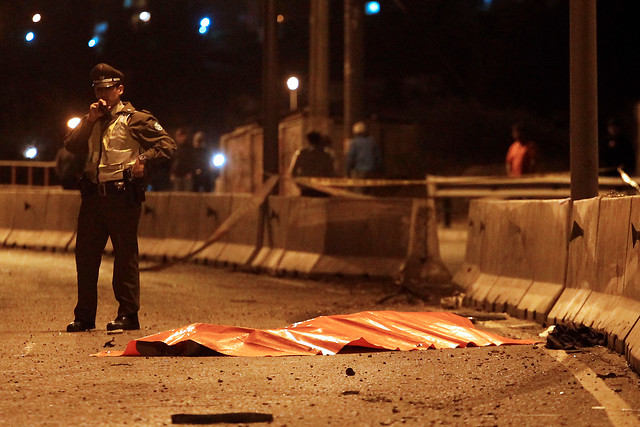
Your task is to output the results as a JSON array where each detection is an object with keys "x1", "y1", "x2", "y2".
[
  {"x1": 106, "y1": 314, "x2": 140, "y2": 331},
  {"x1": 66, "y1": 321, "x2": 95, "y2": 332}
]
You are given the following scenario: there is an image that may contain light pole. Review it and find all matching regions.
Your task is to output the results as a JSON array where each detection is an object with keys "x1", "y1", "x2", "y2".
[{"x1": 286, "y1": 76, "x2": 299, "y2": 111}]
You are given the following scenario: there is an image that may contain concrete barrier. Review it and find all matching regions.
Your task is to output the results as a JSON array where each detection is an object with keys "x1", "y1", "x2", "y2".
[
  {"x1": 138, "y1": 192, "x2": 171, "y2": 258},
  {"x1": 624, "y1": 197, "x2": 640, "y2": 370},
  {"x1": 0, "y1": 189, "x2": 17, "y2": 245},
  {"x1": 37, "y1": 189, "x2": 80, "y2": 250},
  {"x1": 462, "y1": 199, "x2": 569, "y2": 322},
  {"x1": 2, "y1": 188, "x2": 444, "y2": 282},
  {"x1": 252, "y1": 197, "x2": 425, "y2": 278},
  {"x1": 316, "y1": 197, "x2": 414, "y2": 277},
  {"x1": 452, "y1": 199, "x2": 485, "y2": 290},
  {"x1": 250, "y1": 196, "x2": 293, "y2": 273},
  {"x1": 214, "y1": 193, "x2": 261, "y2": 267},
  {"x1": 154, "y1": 193, "x2": 202, "y2": 259},
  {"x1": 462, "y1": 200, "x2": 502, "y2": 309},
  {"x1": 192, "y1": 193, "x2": 233, "y2": 264},
  {"x1": 546, "y1": 197, "x2": 599, "y2": 325},
  {"x1": 479, "y1": 201, "x2": 534, "y2": 315},
  {"x1": 549, "y1": 196, "x2": 640, "y2": 354},
  {"x1": 513, "y1": 199, "x2": 568, "y2": 322},
  {"x1": 457, "y1": 195, "x2": 640, "y2": 373},
  {"x1": 4, "y1": 189, "x2": 50, "y2": 248}
]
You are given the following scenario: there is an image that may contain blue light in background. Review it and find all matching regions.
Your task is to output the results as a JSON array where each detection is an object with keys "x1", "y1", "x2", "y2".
[
  {"x1": 94, "y1": 21, "x2": 108, "y2": 34},
  {"x1": 199, "y1": 17, "x2": 211, "y2": 34},
  {"x1": 24, "y1": 146, "x2": 38, "y2": 159},
  {"x1": 25, "y1": 32, "x2": 35, "y2": 42},
  {"x1": 212, "y1": 153, "x2": 226, "y2": 168},
  {"x1": 365, "y1": 1, "x2": 380, "y2": 15}
]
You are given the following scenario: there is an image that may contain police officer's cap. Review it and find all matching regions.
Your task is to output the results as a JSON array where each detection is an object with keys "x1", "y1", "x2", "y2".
[{"x1": 91, "y1": 63, "x2": 124, "y2": 88}]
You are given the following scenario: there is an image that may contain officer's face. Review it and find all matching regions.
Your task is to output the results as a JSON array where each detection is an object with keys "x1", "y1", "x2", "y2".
[{"x1": 94, "y1": 84, "x2": 123, "y2": 108}]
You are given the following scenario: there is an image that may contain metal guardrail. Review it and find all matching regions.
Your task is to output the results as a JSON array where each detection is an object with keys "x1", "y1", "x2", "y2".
[
  {"x1": 301, "y1": 173, "x2": 640, "y2": 199},
  {"x1": 424, "y1": 173, "x2": 640, "y2": 198},
  {"x1": 0, "y1": 160, "x2": 57, "y2": 186},
  {"x1": 2, "y1": 163, "x2": 638, "y2": 198}
]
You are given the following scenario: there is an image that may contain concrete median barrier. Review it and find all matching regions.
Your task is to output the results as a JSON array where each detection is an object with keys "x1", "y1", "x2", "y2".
[
  {"x1": 250, "y1": 196, "x2": 445, "y2": 279},
  {"x1": 214, "y1": 193, "x2": 261, "y2": 267},
  {"x1": 513, "y1": 199, "x2": 568, "y2": 322},
  {"x1": 461, "y1": 199, "x2": 569, "y2": 322},
  {"x1": 624, "y1": 197, "x2": 640, "y2": 369},
  {"x1": 462, "y1": 200, "x2": 502, "y2": 309},
  {"x1": 4, "y1": 189, "x2": 50, "y2": 248},
  {"x1": 153, "y1": 193, "x2": 202, "y2": 259},
  {"x1": 546, "y1": 197, "x2": 599, "y2": 326},
  {"x1": 38, "y1": 189, "x2": 81, "y2": 250},
  {"x1": 457, "y1": 195, "x2": 640, "y2": 373},
  {"x1": 192, "y1": 193, "x2": 233, "y2": 264},
  {"x1": 318, "y1": 198, "x2": 414, "y2": 277},
  {"x1": 299, "y1": 197, "x2": 415, "y2": 277},
  {"x1": 250, "y1": 196, "x2": 293, "y2": 273},
  {"x1": 0, "y1": 189, "x2": 17, "y2": 245},
  {"x1": 452, "y1": 199, "x2": 485, "y2": 291},
  {"x1": 138, "y1": 192, "x2": 171, "y2": 259},
  {"x1": 271, "y1": 196, "x2": 330, "y2": 276},
  {"x1": 480, "y1": 201, "x2": 535, "y2": 315},
  {"x1": 549, "y1": 196, "x2": 640, "y2": 354}
]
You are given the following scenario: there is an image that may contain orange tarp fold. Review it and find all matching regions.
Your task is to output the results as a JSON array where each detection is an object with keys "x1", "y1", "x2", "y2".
[{"x1": 95, "y1": 311, "x2": 536, "y2": 357}]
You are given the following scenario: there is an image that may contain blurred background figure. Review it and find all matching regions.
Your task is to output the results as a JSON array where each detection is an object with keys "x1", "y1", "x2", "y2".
[
  {"x1": 170, "y1": 127, "x2": 195, "y2": 191},
  {"x1": 599, "y1": 118, "x2": 635, "y2": 177},
  {"x1": 290, "y1": 131, "x2": 335, "y2": 197},
  {"x1": 291, "y1": 131, "x2": 335, "y2": 178},
  {"x1": 54, "y1": 144, "x2": 86, "y2": 190},
  {"x1": 192, "y1": 131, "x2": 214, "y2": 192},
  {"x1": 345, "y1": 121, "x2": 382, "y2": 193},
  {"x1": 505, "y1": 122, "x2": 537, "y2": 177}
]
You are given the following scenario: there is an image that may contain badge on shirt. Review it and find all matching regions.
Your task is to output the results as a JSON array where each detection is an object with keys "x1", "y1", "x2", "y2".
[{"x1": 154, "y1": 122, "x2": 163, "y2": 131}]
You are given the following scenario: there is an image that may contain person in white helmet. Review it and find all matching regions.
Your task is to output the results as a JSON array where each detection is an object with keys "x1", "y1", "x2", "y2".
[{"x1": 345, "y1": 121, "x2": 382, "y2": 193}]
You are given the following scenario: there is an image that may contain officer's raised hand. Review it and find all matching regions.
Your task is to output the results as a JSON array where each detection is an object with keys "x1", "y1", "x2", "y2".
[{"x1": 87, "y1": 99, "x2": 108, "y2": 123}]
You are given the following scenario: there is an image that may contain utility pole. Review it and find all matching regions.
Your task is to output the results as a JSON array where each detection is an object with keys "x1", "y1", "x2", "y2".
[
  {"x1": 344, "y1": 0, "x2": 364, "y2": 151},
  {"x1": 309, "y1": 0, "x2": 330, "y2": 134},
  {"x1": 570, "y1": 0, "x2": 599, "y2": 200},
  {"x1": 262, "y1": 0, "x2": 280, "y2": 181}
]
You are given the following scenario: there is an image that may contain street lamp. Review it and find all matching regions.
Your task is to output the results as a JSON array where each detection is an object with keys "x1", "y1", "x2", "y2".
[
  {"x1": 286, "y1": 76, "x2": 299, "y2": 111},
  {"x1": 67, "y1": 117, "x2": 82, "y2": 129}
]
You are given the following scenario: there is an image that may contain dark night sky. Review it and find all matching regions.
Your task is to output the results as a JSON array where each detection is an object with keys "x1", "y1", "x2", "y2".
[{"x1": 1, "y1": 0, "x2": 640, "y2": 171}]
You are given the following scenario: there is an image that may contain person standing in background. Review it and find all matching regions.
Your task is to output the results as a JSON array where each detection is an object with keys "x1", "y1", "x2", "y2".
[
  {"x1": 345, "y1": 121, "x2": 382, "y2": 193},
  {"x1": 506, "y1": 122, "x2": 537, "y2": 177},
  {"x1": 290, "y1": 131, "x2": 335, "y2": 196},
  {"x1": 192, "y1": 131, "x2": 213, "y2": 192},
  {"x1": 170, "y1": 127, "x2": 195, "y2": 191},
  {"x1": 599, "y1": 118, "x2": 635, "y2": 176}
]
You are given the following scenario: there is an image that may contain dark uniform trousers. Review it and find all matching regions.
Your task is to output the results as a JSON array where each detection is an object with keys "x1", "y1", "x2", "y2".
[{"x1": 73, "y1": 188, "x2": 142, "y2": 323}]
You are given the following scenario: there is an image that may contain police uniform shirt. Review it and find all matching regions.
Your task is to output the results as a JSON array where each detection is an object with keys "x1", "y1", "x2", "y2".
[{"x1": 65, "y1": 102, "x2": 175, "y2": 183}]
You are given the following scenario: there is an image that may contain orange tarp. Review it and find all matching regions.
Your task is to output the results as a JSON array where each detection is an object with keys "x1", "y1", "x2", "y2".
[{"x1": 96, "y1": 311, "x2": 535, "y2": 357}]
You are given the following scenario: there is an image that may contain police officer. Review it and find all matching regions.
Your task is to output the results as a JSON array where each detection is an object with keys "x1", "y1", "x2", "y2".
[{"x1": 64, "y1": 63, "x2": 176, "y2": 332}]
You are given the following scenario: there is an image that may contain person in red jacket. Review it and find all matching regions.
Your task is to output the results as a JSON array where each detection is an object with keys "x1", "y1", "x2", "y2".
[{"x1": 506, "y1": 122, "x2": 537, "y2": 177}]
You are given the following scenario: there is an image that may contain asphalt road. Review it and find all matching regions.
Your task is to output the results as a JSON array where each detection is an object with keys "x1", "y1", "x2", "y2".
[{"x1": 2, "y1": 230, "x2": 640, "y2": 426}]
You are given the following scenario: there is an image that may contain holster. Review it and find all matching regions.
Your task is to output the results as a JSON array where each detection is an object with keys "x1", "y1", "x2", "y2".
[{"x1": 123, "y1": 168, "x2": 146, "y2": 203}]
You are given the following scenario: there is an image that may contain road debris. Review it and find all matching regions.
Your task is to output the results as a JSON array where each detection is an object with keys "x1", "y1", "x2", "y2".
[{"x1": 171, "y1": 412, "x2": 273, "y2": 424}]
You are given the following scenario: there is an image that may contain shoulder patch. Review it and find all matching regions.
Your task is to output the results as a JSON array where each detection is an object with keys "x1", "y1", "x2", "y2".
[{"x1": 154, "y1": 122, "x2": 163, "y2": 131}]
